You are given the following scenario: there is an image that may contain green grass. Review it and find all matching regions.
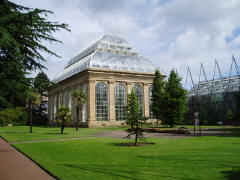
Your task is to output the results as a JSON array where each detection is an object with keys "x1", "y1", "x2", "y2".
[
  {"x1": 146, "y1": 124, "x2": 240, "y2": 130},
  {"x1": 0, "y1": 126, "x2": 124, "y2": 142},
  {"x1": 1, "y1": 125, "x2": 239, "y2": 143},
  {"x1": 14, "y1": 136, "x2": 240, "y2": 180}
]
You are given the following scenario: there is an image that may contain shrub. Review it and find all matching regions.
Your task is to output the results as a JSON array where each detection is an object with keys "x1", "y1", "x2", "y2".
[
  {"x1": 0, "y1": 107, "x2": 28, "y2": 126},
  {"x1": 32, "y1": 111, "x2": 48, "y2": 125}
]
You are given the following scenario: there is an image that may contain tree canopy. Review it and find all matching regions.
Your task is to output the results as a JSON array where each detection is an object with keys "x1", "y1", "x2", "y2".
[
  {"x1": 0, "y1": 0, "x2": 69, "y2": 108},
  {"x1": 34, "y1": 72, "x2": 51, "y2": 95},
  {"x1": 152, "y1": 69, "x2": 165, "y2": 126},
  {"x1": 162, "y1": 69, "x2": 187, "y2": 127},
  {"x1": 125, "y1": 90, "x2": 147, "y2": 145}
]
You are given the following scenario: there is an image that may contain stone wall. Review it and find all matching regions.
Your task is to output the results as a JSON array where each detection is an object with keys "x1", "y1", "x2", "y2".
[{"x1": 48, "y1": 68, "x2": 158, "y2": 127}]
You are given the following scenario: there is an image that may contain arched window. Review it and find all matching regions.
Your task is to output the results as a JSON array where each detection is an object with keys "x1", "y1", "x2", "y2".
[
  {"x1": 149, "y1": 85, "x2": 155, "y2": 119},
  {"x1": 96, "y1": 82, "x2": 108, "y2": 121},
  {"x1": 115, "y1": 83, "x2": 126, "y2": 121},
  {"x1": 64, "y1": 90, "x2": 67, "y2": 107},
  {"x1": 58, "y1": 93, "x2": 62, "y2": 107},
  {"x1": 53, "y1": 95, "x2": 57, "y2": 122},
  {"x1": 134, "y1": 83, "x2": 143, "y2": 115},
  {"x1": 68, "y1": 88, "x2": 72, "y2": 111},
  {"x1": 82, "y1": 83, "x2": 87, "y2": 122}
]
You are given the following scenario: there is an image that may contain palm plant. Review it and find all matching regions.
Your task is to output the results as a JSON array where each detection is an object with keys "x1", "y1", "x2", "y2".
[
  {"x1": 56, "y1": 106, "x2": 71, "y2": 134},
  {"x1": 26, "y1": 90, "x2": 41, "y2": 133},
  {"x1": 72, "y1": 89, "x2": 87, "y2": 131}
]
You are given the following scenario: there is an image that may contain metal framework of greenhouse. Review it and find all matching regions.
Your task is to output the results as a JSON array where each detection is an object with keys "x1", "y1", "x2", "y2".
[{"x1": 185, "y1": 56, "x2": 240, "y2": 125}]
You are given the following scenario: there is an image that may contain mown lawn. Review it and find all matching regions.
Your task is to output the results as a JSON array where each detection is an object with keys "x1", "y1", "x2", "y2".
[
  {"x1": 0, "y1": 125, "x2": 239, "y2": 142},
  {"x1": 0, "y1": 126, "x2": 124, "y2": 142},
  {"x1": 14, "y1": 136, "x2": 240, "y2": 180}
]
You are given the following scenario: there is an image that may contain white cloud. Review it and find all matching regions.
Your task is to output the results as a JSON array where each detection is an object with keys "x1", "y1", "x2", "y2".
[{"x1": 11, "y1": 0, "x2": 240, "y2": 89}]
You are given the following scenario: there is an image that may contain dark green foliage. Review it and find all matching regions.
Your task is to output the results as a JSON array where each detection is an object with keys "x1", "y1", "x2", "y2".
[
  {"x1": 162, "y1": 69, "x2": 187, "y2": 127},
  {"x1": 125, "y1": 90, "x2": 147, "y2": 145},
  {"x1": 0, "y1": 61, "x2": 30, "y2": 108},
  {"x1": 0, "y1": 0, "x2": 69, "y2": 108},
  {"x1": 152, "y1": 69, "x2": 165, "y2": 125},
  {"x1": 56, "y1": 106, "x2": 71, "y2": 134},
  {"x1": 0, "y1": 107, "x2": 28, "y2": 126},
  {"x1": 235, "y1": 90, "x2": 240, "y2": 125},
  {"x1": 32, "y1": 111, "x2": 48, "y2": 126},
  {"x1": 225, "y1": 110, "x2": 234, "y2": 125},
  {"x1": 34, "y1": 72, "x2": 51, "y2": 95}
]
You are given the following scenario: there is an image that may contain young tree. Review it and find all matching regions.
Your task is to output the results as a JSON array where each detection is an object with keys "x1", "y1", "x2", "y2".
[
  {"x1": 34, "y1": 72, "x2": 51, "y2": 115},
  {"x1": 152, "y1": 69, "x2": 166, "y2": 126},
  {"x1": 0, "y1": 0, "x2": 69, "y2": 108},
  {"x1": 72, "y1": 89, "x2": 87, "y2": 131},
  {"x1": 56, "y1": 106, "x2": 71, "y2": 134},
  {"x1": 125, "y1": 90, "x2": 147, "y2": 146},
  {"x1": 25, "y1": 89, "x2": 41, "y2": 133},
  {"x1": 163, "y1": 69, "x2": 187, "y2": 127},
  {"x1": 34, "y1": 72, "x2": 51, "y2": 95}
]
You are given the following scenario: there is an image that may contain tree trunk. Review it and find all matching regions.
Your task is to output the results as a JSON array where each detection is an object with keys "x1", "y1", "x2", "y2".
[
  {"x1": 29, "y1": 101, "x2": 33, "y2": 133},
  {"x1": 135, "y1": 122, "x2": 139, "y2": 146},
  {"x1": 156, "y1": 119, "x2": 159, "y2": 126},
  {"x1": 135, "y1": 131, "x2": 138, "y2": 146},
  {"x1": 76, "y1": 106, "x2": 79, "y2": 131},
  {"x1": 79, "y1": 107, "x2": 82, "y2": 124},
  {"x1": 61, "y1": 121, "x2": 64, "y2": 134}
]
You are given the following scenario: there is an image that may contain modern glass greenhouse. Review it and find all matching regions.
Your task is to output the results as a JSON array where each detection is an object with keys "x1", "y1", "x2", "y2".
[{"x1": 187, "y1": 75, "x2": 240, "y2": 125}]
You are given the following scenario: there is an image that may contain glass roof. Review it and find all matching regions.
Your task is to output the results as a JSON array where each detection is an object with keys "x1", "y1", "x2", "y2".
[
  {"x1": 188, "y1": 75, "x2": 240, "y2": 97},
  {"x1": 52, "y1": 35, "x2": 156, "y2": 83}
]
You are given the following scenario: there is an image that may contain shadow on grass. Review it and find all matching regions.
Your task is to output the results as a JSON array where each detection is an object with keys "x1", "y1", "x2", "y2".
[
  {"x1": 221, "y1": 168, "x2": 240, "y2": 180},
  {"x1": 137, "y1": 155, "x2": 240, "y2": 168},
  {"x1": 0, "y1": 131, "x2": 70, "y2": 135},
  {"x1": 42, "y1": 133, "x2": 70, "y2": 135},
  {"x1": 63, "y1": 164, "x2": 196, "y2": 180},
  {"x1": 0, "y1": 132, "x2": 38, "y2": 133}
]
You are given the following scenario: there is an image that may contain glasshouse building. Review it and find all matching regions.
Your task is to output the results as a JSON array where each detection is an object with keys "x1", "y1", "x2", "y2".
[
  {"x1": 187, "y1": 75, "x2": 240, "y2": 125},
  {"x1": 48, "y1": 35, "x2": 157, "y2": 127}
]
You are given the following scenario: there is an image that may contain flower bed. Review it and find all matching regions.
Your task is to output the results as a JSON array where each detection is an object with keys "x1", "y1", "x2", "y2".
[{"x1": 143, "y1": 127, "x2": 191, "y2": 135}]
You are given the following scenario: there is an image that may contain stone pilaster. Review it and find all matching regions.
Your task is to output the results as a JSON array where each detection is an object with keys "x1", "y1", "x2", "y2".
[
  {"x1": 126, "y1": 82, "x2": 133, "y2": 94},
  {"x1": 87, "y1": 80, "x2": 96, "y2": 124},
  {"x1": 108, "y1": 81, "x2": 116, "y2": 122},
  {"x1": 143, "y1": 83, "x2": 149, "y2": 117}
]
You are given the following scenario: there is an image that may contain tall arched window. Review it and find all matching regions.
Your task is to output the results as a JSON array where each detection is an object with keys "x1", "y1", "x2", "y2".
[
  {"x1": 58, "y1": 93, "x2": 62, "y2": 107},
  {"x1": 134, "y1": 83, "x2": 143, "y2": 115},
  {"x1": 149, "y1": 85, "x2": 155, "y2": 119},
  {"x1": 115, "y1": 83, "x2": 126, "y2": 121},
  {"x1": 64, "y1": 90, "x2": 67, "y2": 107},
  {"x1": 96, "y1": 82, "x2": 108, "y2": 121},
  {"x1": 68, "y1": 88, "x2": 72, "y2": 111},
  {"x1": 53, "y1": 95, "x2": 57, "y2": 122},
  {"x1": 82, "y1": 83, "x2": 87, "y2": 122}
]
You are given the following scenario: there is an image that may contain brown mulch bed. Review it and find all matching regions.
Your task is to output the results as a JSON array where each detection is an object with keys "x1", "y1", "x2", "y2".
[
  {"x1": 115, "y1": 142, "x2": 155, "y2": 146},
  {"x1": 143, "y1": 128, "x2": 191, "y2": 135}
]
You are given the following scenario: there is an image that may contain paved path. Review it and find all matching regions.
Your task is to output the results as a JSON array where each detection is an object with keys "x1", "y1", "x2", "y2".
[
  {"x1": 94, "y1": 130, "x2": 189, "y2": 139},
  {"x1": 10, "y1": 136, "x2": 92, "y2": 144},
  {"x1": 0, "y1": 138, "x2": 55, "y2": 180}
]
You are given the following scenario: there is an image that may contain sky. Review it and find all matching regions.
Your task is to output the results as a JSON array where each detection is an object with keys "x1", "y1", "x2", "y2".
[{"x1": 13, "y1": 0, "x2": 240, "y2": 89}]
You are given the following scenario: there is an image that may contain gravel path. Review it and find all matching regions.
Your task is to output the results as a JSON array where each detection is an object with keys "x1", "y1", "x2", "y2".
[{"x1": 93, "y1": 130, "x2": 189, "y2": 139}]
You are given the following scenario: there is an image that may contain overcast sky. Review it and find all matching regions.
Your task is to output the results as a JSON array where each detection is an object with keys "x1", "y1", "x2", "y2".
[{"x1": 13, "y1": 0, "x2": 240, "y2": 89}]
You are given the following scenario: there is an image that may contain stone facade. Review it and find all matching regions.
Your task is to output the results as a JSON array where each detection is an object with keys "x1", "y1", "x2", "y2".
[
  {"x1": 48, "y1": 68, "x2": 156, "y2": 127},
  {"x1": 48, "y1": 35, "x2": 159, "y2": 127}
]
